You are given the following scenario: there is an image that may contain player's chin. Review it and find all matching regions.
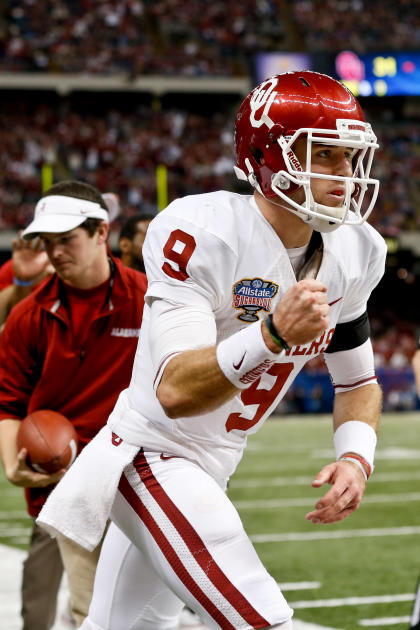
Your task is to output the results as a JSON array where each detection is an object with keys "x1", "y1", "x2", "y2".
[
  {"x1": 320, "y1": 194, "x2": 344, "y2": 207},
  {"x1": 56, "y1": 267, "x2": 76, "y2": 282}
]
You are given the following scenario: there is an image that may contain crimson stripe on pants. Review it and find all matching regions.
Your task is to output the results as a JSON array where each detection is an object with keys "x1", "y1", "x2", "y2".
[
  {"x1": 132, "y1": 450, "x2": 269, "y2": 628},
  {"x1": 118, "y1": 474, "x2": 235, "y2": 628}
]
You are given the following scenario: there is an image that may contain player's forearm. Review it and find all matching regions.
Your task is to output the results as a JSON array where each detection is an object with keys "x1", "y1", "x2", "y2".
[
  {"x1": 0, "y1": 286, "x2": 20, "y2": 326},
  {"x1": 157, "y1": 347, "x2": 239, "y2": 418},
  {"x1": 332, "y1": 383, "x2": 382, "y2": 433},
  {"x1": 0, "y1": 284, "x2": 32, "y2": 327},
  {"x1": 0, "y1": 419, "x2": 20, "y2": 472},
  {"x1": 157, "y1": 317, "x2": 286, "y2": 418}
]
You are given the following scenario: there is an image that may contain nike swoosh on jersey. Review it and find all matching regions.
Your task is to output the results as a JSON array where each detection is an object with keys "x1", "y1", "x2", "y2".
[
  {"x1": 160, "y1": 453, "x2": 178, "y2": 461},
  {"x1": 328, "y1": 297, "x2": 343, "y2": 307},
  {"x1": 233, "y1": 352, "x2": 246, "y2": 370}
]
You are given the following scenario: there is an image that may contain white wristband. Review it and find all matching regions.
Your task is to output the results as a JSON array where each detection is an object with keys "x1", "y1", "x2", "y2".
[
  {"x1": 216, "y1": 320, "x2": 280, "y2": 389},
  {"x1": 334, "y1": 420, "x2": 377, "y2": 472}
]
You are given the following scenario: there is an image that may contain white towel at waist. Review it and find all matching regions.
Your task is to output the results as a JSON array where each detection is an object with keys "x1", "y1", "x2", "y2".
[{"x1": 37, "y1": 425, "x2": 139, "y2": 551}]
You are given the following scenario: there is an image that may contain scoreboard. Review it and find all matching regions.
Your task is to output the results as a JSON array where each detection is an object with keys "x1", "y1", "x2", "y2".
[
  {"x1": 254, "y1": 51, "x2": 420, "y2": 97},
  {"x1": 335, "y1": 51, "x2": 420, "y2": 97}
]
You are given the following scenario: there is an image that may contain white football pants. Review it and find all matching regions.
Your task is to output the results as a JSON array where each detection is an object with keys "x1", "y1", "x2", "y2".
[{"x1": 81, "y1": 450, "x2": 293, "y2": 629}]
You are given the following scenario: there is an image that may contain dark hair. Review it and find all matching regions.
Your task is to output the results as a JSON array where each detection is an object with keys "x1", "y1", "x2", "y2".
[
  {"x1": 43, "y1": 180, "x2": 108, "y2": 236},
  {"x1": 43, "y1": 180, "x2": 108, "y2": 209},
  {"x1": 119, "y1": 214, "x2": 155, "y2": 241}
]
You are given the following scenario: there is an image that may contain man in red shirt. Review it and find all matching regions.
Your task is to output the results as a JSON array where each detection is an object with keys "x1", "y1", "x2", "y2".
[{"x1": 0, "y1": 180, "x2": 147, "y2": 630}]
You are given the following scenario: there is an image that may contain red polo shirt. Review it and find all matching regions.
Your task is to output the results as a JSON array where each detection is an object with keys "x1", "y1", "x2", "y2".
[{"x1": 0, "y1": 256, "x2": 147, "y2": 516}]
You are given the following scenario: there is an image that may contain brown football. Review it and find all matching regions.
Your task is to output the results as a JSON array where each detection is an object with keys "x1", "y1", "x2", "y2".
[{"x1": 17, "y1": 410, "x2": 78, "y2": 474}]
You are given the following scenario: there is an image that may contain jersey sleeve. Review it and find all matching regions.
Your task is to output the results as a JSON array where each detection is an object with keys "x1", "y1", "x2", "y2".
[
  {"x1": 0, "y1": 259, "x2": 14, "y2": 290},
  {"x1": 337, "y1": 228, "x2": 387, "y2": 323},
  {"x1": 0, "y1": 306, "x2": 38, "y2": 420},
  {"x1": 143, "y1": 210, "x2": 237, "y2": 312}
]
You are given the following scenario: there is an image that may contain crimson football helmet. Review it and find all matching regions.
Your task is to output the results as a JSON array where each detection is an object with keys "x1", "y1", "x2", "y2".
[{"x1": 234, "y1": 71, "x2": 379, "y2": 232}]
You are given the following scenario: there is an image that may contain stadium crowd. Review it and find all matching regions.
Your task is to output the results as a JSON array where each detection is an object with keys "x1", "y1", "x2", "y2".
[
  {"x1": 0, "y1": 0, "x2": 283, "y2": 76},
  {"x1": 0, "y1": 100, "x2": 418, "y2": 239},
  {"x1": 292, "y1": 0, "x2": 419, "y2": 53},
  {"x1": 1, "y1": 0, "x2": 418, "y2": 76},
  {"x1": 0, "y1": 98, "x2": 234, "y2": 231}
]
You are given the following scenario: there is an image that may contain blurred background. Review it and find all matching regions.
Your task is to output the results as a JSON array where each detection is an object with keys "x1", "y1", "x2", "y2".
[{"x1": 0, "y1": 0, "x2": 418, "y2": 412}]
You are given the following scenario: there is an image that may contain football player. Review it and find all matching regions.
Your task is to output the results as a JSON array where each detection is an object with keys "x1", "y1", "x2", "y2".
[{"x1": 38, "y1": 71, "x2": 386, "y2": 630}]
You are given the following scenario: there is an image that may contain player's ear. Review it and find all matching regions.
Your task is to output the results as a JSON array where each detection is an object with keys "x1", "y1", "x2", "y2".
[{"x1": 97, "y1": 221, "x2": 109, "y2": 245}]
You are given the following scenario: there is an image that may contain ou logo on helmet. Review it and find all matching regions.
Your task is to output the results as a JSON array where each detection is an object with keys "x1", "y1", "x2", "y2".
[{"x1": 249, "y1": 78, "x2": 278, "y2": 129}]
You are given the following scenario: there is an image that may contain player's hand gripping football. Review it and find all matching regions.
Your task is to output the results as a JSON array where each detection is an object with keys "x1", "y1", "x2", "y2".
[
  {"x1": 6, "y1": 447, "x2": 66, "y2": 488},
  {"x1": 305, "y1": 459, "x2": 367, "y2": 524},
  {"x1": 271, "y1": 278, "x2": 329, "y2": 348}
]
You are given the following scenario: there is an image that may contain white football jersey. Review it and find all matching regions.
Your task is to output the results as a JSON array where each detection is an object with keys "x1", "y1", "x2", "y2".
[{"x1": 108, "y1": 191, "x2": 386, "y2": 481}]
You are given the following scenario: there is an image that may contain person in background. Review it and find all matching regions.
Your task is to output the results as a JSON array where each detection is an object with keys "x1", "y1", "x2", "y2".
[
  {"x1": 0, "y1": 180, "x2": 147, "y2": 630},
  {"x1": 411, "y1": 343, "x2": 420, "y2": 402},
  {"x1": 118, "y1": 213, "x2": 156, "y2": 274}
]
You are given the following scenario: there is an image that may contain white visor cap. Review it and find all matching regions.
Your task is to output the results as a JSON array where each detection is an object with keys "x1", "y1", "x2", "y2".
[{"x1": 22, "y1": 195, "x2": 109, "y2": 240}]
